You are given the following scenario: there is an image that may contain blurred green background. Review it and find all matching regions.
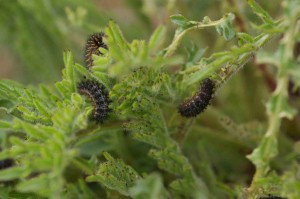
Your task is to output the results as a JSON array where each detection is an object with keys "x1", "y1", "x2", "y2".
[{"x1": 0, "y1": 0, "x2": 282, "y2": 84}]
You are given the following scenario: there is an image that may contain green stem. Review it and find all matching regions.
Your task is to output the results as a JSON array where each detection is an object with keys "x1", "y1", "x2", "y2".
[
  {"x1": 182, "y1": 32, "x2": 274, "y2": 87},
  {"x1": 163, "y1": 15, "x2": 231, "y2": 58},
  {"x1": 248, "y1": 7, "x2": 299, "y2": 196}
]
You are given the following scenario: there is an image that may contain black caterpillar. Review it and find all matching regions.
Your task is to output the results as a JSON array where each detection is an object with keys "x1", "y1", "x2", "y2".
[
  {"x1": 77, "y1": 80, "x2": 111, "y2": 123},
  {"x1": 258, "y1": 194, "x2": 287, "y2": 199},
  {"x1": 84, "y1": 32, "x2": 108, "y2": 68},
  {"x1": 0, "y1": 159, "x2": 13, "y2": 170},
  {"x1": 178, "y1": 78, "x2": 215, "y2": 117},
  {"x1": 0, "y1": 148, "x2": 13, "y2": 170}
]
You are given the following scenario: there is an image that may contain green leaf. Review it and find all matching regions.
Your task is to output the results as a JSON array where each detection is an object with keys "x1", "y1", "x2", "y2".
[
  {"x1": 282, "y1": 167, "x2": 300, "y2": 198},
  {"x1": 247, "y1": 136, "x2": 278, "y2": 171},
  {"x1": 237, "y1": 32, "x2": 255, "y2": 46},
  {"x1": 0, "y1": 120, "x2": 11, "y2": 129},
  {"x1": 185, "y1": 45, "x2": 207, "y2": 68},
  {"x1": 71, "y1": 158, "x2": 94, "y2": 175},
  {"x1": 170, "y1": 178, "x2": 200, "y2": 198},
  {"x1": 74, "y1": 63, "x2": 91, "y2": 78},
  {"x1": 86, "y1": 152, "x2": 140, "y2": 196},
  {"x1": 16, "y1": 174, "x2": 49, "y2": 196},
  {"x1": 215, "y1": 13, "x2": 236, "y2": 40},
  {"x1": 247, "y1": 0, "x2": 274, "y2": 24},
  {"x1": 149, "y1": 146, "x2": 193, "y2": 177},
  {"x1": 170, "y1": 14, "x2": 189, "y2": 27},
  {"x1": 0, "y1": 167, "x2": 27, "y2": 181},
  {"x1": 33, "y1": 98, "x2": 49, "y2": 116},
  {"x1": 55, "y1": 81, "x2": 72, "y2": 98},
  {"x1": 20, "y1": 122, "x2": 51, "y2": 141},
  {"x1": 63, "y1": 51, "x2": 76, "y2": 92},
  {"x1": 148, "y1": 25, "x2": 166, "y2": 52},
  {"x1": 93, "y1": 56, "x2": 110, "y2": 69},
  {"x1": 129, "y1": 173, "x2": 170, "y2": 199},
  {"x1": 266, "y1": 93, "x2": 297, "y2": 120},
  {"x1": 106, "y1": 20, "x2": 130, "y2": 61},
  {"x1": 63, "y1": 51, "x2": 74, "y2": 82}
]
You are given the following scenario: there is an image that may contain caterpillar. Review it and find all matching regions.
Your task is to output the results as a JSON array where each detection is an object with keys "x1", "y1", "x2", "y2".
[
  {"x1": 84, "y1": 32, "x2": 108, "y2": 68},
  {"x1": 0, "y1": 148, "x2": 13, "y2": 170},
  {"x1": 258, "y1": 194, "x2": 287, "y2": 199},
  {"x1": 178, "y1": 78, "x2": 215, "y2": 117},
  {"x1": 0, "y1": 158, "x2": 13, "y2": 170},
  {"x1": 77, "y1": 80, "x2": 111, "y2": 123}
]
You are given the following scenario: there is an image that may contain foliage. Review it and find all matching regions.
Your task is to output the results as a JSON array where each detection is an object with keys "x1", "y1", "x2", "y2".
[{"x1": 0, "y1": 0, "x2": 299, "y2": 199}]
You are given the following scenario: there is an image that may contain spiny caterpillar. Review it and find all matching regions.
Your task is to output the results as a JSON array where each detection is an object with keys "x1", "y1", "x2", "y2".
[
  {"x1": 77, "y1": 79, "x2": 111, "y2": 123},
  {"x1": 258, "y1": 194, "x2": 287, "y2": 199},
  {"x1": 0, "y1": 158, "x2": 13, "y2": 170},
  {"x1": 0, "y1": 148, "x2": 13, "y2": 170},
  {"x1": 84, "y1": 32, "x2": 108, "y2": 68},
  {"x1": 178, "y1": 78, "x2": 215, "y2": 117}
]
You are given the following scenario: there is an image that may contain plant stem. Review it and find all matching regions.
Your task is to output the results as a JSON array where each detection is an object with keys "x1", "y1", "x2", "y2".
[
  {"x1": 163, "y1": 15, "x2": 232, "y2": 58},
  {"x1": 248, "y1": 5, "x2": 299, "y2": 196}
]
